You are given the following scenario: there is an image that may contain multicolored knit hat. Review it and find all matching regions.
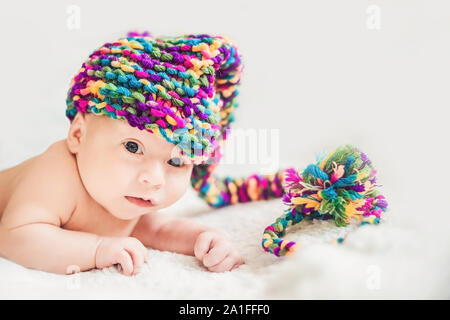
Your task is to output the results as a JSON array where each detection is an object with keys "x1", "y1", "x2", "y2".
[{"x1": 66, "y1": 31, "x2": 287, "y2": 207}]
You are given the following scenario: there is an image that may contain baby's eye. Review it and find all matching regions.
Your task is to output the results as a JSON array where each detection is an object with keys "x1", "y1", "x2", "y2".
[
  {"x1": 167, "y1": 157, "x2": 184, "y2": 168},
  {"x1": 123, "y1": 141, "x2": 143, "y2": 154}
]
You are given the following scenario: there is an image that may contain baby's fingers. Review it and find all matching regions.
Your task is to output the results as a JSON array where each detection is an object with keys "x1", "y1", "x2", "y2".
[
  {"x1": 115, "y1": 250, "x2": 134, "y2": 276},
  {"x1": 124, "y1": 240, "x2": 147, "y2": 275},
  {"x1": 232, "y1": 256, "x2": 245, "y2": 270},
  {"x1": 125, "y1": 248, "x2": 145, "y2": 275},
  {"x1": 202, "y1": 241, "x2": 229, "y2": 268},
  {"x1": 212, "y1": 252, "x2": 245, "y2": 272},
  {"x1": 194, "y1": 232, "x2": 214, "y2": 261},
  {"x1": 208, "y1": 254, "x2": 239, "y2": 273},
  {"x1": 142, "y1": 246, "x2": 149, "y2": 263}
]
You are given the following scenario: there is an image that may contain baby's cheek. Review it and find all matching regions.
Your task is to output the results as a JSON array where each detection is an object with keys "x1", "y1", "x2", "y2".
[
  {"x1": 87, "y1": 158, "x2": 126, "y2": 206},
  {"x1": 95, "y1": 161, "x2": 121, "y2": 191},
  {"x1": 164, "y1": 173, "x2": 191, "y2": 203}
]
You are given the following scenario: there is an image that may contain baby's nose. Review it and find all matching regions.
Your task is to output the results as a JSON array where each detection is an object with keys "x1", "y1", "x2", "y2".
[{"x1": 138, "y1": 166, "x2": 165, "y2": 189}]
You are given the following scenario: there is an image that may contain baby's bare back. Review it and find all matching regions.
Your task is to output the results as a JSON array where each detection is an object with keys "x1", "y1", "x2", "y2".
[{"x1": 0, "y1": 140, "x2": 78, "y2": 229}]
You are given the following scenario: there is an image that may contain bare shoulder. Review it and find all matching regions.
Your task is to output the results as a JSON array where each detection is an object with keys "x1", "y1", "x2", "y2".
[{"x1": 1, "y1": 139, "x2": 79, "y2": 230}]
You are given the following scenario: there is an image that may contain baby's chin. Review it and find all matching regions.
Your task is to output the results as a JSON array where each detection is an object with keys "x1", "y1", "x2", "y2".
[{"x1": 109, "y1": 210, "x2": 143, "y2": 221}]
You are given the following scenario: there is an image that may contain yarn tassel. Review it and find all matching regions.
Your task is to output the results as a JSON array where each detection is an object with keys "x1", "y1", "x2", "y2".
[
  {"x1": 190, "y1": 161, "x2": 288, "y2": 208},
  {"x1": 262, "y1": 145, "x2": 388, "y2": 257}
]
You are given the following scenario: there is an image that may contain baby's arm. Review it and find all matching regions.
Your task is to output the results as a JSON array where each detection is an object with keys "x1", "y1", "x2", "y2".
[
  {"x1": 131, "y1": 212, "x2": 219, "y2": 256},
  {"x1": 131, "y1": 213, "x2": 245, "y2": 272},
  {"x1": 0, "y1": 189, "x2": 147, "y2": 276},
  {"x1": 0, "y1": 219, "x2": 148, "y2": 276},
  {"x1": 0, "y1": 220, "x2": 102, "y2": 274}
]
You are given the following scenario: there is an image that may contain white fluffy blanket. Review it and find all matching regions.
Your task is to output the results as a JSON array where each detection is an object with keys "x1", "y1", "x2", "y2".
[{"x1": 1, "y1": 186, "x2": 448, "y2": 299}]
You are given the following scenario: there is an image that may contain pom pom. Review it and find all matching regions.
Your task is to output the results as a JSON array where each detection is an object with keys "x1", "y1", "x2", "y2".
[{"x1": 262, "y1": 144, "x2": 388, "y2": 257}]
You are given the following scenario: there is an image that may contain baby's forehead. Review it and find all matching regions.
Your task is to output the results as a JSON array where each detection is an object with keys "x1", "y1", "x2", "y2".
[{"x1": 89, "y1": 115, "x2": 144, "y2": 138}]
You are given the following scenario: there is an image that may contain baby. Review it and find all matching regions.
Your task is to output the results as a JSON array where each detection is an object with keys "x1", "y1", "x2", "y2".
[
  {"x1": 0, "y1": 32, "x2": 286, "y2": 276},
  {"x1": 0, "y1": 111, "x2": 244, "y2": 276},
  {"x1": 0, "y1": 32, "x2": 250, "y2": 276}
]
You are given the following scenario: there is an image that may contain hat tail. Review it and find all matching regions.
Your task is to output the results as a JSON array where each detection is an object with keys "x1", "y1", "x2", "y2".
[{"x1": 190, "y1": 163, "x2": 289, "y2": 208}]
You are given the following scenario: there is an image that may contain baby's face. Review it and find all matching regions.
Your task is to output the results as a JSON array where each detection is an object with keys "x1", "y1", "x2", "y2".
[{"x1": 67, "y1": 112, "x2": 194, "y2": 220}]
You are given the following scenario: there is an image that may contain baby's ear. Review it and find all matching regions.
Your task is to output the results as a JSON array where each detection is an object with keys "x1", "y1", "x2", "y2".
[{"x1": 66, "y1": 112, "x2": 88, "y2": 154}]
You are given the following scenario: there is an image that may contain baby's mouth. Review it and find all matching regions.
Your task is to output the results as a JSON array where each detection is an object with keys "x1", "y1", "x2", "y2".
[{"x1": 125, "y1": 196, "x2": 155, "y2": 207}]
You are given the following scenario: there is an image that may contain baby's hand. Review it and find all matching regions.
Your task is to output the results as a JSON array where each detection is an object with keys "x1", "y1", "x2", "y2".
[
  {"x1": 95, "y1": 236, "x2": 149, "y2": 276},
  {"x1": 194, "y1": 231, "x2": 245, "y2": 272}
]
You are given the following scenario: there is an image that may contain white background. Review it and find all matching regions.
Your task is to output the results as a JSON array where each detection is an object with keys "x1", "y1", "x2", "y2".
[{"x1": 0, "y1": 0, "x2": 448, "y2": 298}]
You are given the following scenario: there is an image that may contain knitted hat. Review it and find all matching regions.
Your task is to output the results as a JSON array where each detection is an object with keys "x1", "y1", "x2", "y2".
[{"x1": 66, "y1": 31, "x2": 287, "y2": 207}]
